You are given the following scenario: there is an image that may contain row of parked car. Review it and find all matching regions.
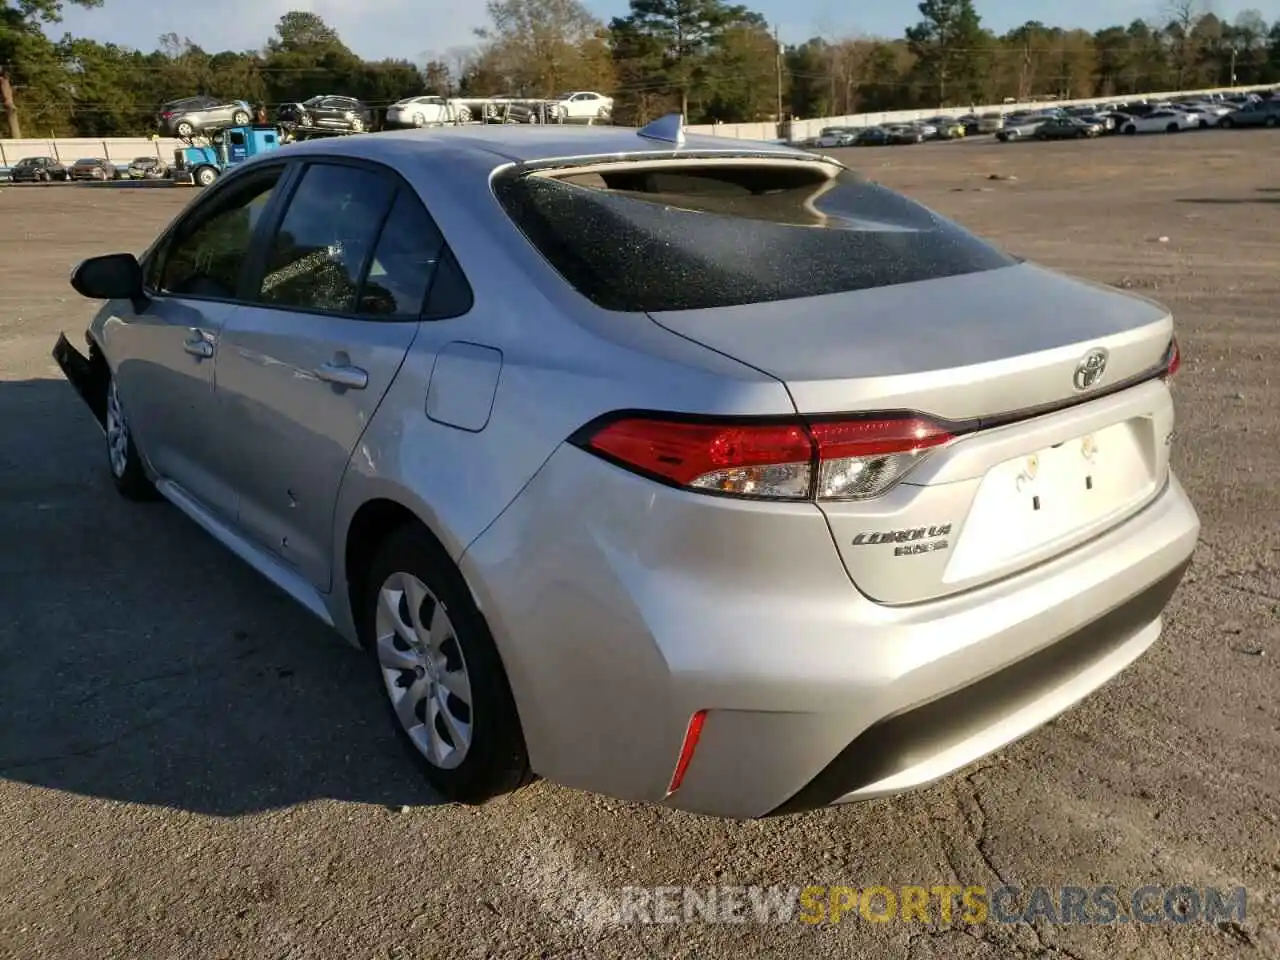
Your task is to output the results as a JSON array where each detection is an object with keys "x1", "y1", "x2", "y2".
[
  {"x1": 3, "y1": 155, "x2": 167, "y2": 183},
  {"x1": 152, "y1": 90, "x2": 615, "y2": 138},
  {"x1": 808, "y1": 88, "x2": 1280, "y2": 148}
]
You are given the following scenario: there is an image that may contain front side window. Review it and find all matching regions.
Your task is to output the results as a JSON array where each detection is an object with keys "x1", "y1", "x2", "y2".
[
  {"x1": 254, "y1": 163, "x2": 396, "y2": 314},
  {"x1": 154, "y1": 169, "x2": 282, "y2": 298}
]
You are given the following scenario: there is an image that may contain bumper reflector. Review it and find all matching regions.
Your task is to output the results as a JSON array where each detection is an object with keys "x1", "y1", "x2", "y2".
[{"x1": 666, "y1": 709, "x2": 707, "y2": 796}]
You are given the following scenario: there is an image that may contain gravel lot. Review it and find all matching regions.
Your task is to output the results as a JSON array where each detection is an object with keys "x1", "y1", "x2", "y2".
[{"x1": 1, "y1": 132, "x2": 1278, "y2": 960}]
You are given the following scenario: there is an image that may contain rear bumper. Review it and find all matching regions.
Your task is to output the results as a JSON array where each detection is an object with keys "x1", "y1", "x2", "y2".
[
  {"x1": 52, "y1": 332, "x2": 107, "y2": 429},
  {"x1": 462, "y1": 445, "x2": 1200, "y2": 819}
]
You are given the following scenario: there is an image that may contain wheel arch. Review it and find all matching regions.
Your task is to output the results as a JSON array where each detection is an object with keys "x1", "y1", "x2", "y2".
[{"x1": 338, "y1": 494, "x2": 538, "y2": 767}]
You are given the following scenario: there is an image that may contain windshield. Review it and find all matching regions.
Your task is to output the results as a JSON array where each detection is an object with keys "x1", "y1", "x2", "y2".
[
  {"x1": 76, "y1": 158, "x2": 99, "y2": 164},
  {"x1": 494, "y1": 161, "x2": 1016, "y2": 313}
]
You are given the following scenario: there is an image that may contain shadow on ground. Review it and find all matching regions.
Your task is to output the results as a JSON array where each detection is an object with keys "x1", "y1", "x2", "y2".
[{"x1": 0, "y1": 377, "x2": 440, "y2": 816}]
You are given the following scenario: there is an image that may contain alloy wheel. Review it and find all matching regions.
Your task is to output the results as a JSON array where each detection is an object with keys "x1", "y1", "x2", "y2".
[
  {"x1": 375, "y1": 571, "x2": 474, "y2": 769},
  {"x1": 105, "y1": 378, "x2": 129, "y2": 479}
]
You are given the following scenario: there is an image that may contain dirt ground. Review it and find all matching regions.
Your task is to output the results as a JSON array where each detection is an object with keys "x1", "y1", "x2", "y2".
[{"x1": 1, "y1": 131, "x2": 1278, "y2": 960}]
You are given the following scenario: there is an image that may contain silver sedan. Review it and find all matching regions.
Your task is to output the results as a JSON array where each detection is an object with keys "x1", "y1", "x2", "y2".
[{"x1": 53, "y1": 117, "x2": 1198, "y2": 818}]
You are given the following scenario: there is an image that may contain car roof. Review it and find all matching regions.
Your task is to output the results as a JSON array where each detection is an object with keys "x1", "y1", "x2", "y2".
[{"x1": 275, "y1": 124, "x2": 806, "y2": 166}]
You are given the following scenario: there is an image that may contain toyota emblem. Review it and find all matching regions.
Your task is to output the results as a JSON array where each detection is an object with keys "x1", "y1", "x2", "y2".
[{"x1": 1073, "y1": 348, "x2": 1108, "y2": 391}]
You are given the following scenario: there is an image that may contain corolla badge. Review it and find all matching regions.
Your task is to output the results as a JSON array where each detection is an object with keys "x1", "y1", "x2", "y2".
[{"x1": 1073, "y1": 348, "x2": 1108, "y2": 391}]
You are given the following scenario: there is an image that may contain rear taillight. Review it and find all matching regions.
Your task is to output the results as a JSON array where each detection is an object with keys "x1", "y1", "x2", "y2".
[
  {"x1": 1162, "y1": 337, "x2": 1181, "y2": 380},
  {"x1": 577, "y1": 414, "x2": 953, "y2": 501}
]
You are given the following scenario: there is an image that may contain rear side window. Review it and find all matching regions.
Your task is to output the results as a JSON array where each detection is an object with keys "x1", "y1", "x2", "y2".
[{"x1": 493, "y1": 162, "x2": 1016, "y2": 312}]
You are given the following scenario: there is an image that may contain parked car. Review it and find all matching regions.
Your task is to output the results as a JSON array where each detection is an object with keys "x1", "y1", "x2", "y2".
[
  {"x1": 996, "y1": 118, "x2": 1047, "y2": 141},
  {"x1": 126, "y1": 156, "x2": 168, "y2": 180},
  {"x1": 553, "y1": 91, "x2": 614, "y2": 120},
  {"x1": 386, "y1": 96, "x2": 469, "y2": 128},
  {"x1": 977, "y1": 111, "x2": 1005, "y2": 133},
  {"x1": 1217, "y1": 100, "x2": 1280, "y2": 128},
  {"x1": 68, "y1": 158, "x2": 118, "y2": 181},
  {"x1": 157, "y1": 96, "x2": 253, "y2": 138},
  {"x1": 278, "y1": 95, "x2": 374, "y2": 133},
  {"x1": 1118, "y1": 109, "x2": 1197, "y2": 134},
  {"x1": 51, "y1": 117, "x2": 1197, "y2": 820},
  {"x1": 815, "y1": 126, "x2": 857, "y2": 147},
  {"x1": 9, "y1": 156, "x2": 68, "y2": 182},
  {"x1": 924, "y1": 116, "x2": 966, "y2": 139},
  {"x1": 854, "y1": 126, "x2": 893, "y2": 146},
  {"x1": 1036, "y1": 117, "x2": 1102, "y2": 140},
  {"x1": 885, "y1": 124, "x2": 925, "y2": 144}
]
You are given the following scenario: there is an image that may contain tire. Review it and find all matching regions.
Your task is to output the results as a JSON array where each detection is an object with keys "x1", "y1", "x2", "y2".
[
  {"x1": 38, "y1": 170, "x2": 50, "y2": 182},
  {"x1": 1123, "y1": 125, "x2": 1136, "y2": 135},
  {"x1": 362, "y1": 524, "x2": 532, "y2": 804},
  {"x1": 411, "y1": 112, "x2": 425, "y2": 127},
  {"x1": 1266, "y1": 116, "x2": 1278, "y2": 128},
  {"x1": 104, "y1": 373, "x2": 157, "y2": 501},
  {"x1": 194, "y1": 166, "x2": 218, "y2": 187},
  {"x1": 457, "y1": 106, "x2": 471, "y2": 123},
  {"x1": 1167, "y1": 122, "x2": 1179, "y2": 133},
  {"x1": 175, "y1": 120, "x2": 194, "y2": 138},
  {"x1": 231, "y1": 110, "x2": 250, "y2": 126},
  {"x1": 1219, "y1": 117, "x2": 1233, "y2": 129}
]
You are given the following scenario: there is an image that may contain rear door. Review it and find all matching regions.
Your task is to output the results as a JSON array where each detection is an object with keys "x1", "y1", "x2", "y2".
[{"x1": 210, "y1": 159, "x2": 441, "y2": 590}]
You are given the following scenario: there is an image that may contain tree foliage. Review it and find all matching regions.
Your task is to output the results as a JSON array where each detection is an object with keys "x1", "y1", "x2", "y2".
[{"x1": 6, "y1": 0, "x2": 1280, "y2": 139}]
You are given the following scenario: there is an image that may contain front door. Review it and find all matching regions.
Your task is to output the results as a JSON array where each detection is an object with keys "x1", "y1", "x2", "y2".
[
  {"x1": 212, "y1": 160, "x2": 449, "y2": 590},
  {"x1": 111, "y1": 164, "x2": 286, "y2": 521}
]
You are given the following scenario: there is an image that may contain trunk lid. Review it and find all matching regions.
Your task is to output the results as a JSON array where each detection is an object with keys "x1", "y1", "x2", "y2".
[
  {"x1": 648, "y1": 263, "x2": 1176, "y2": 604},
  {"x1": 646, "y1": 261, "x2": 1171, "y2": 420}
]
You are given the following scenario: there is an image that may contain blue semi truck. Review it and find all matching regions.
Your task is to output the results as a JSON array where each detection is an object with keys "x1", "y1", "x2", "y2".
[{"x1": 171, "y1": 125, "x2": 283, "y2": 186}]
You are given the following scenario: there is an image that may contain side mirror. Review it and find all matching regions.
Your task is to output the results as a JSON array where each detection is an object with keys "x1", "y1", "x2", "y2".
[{"x1": 70, "y1": 253, "x2": 145, "y2": 304}]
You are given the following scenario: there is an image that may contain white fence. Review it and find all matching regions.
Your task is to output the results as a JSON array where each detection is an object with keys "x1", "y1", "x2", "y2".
[
  {"x1": 0, "y1": 81, "x2": 1272, "y2": 166},
  {"x1": 690, "y1": 82, "x2": 1274, "y2": 141}
]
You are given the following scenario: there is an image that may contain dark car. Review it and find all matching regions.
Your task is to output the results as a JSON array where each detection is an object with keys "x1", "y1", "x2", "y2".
[
  {"x1": 68, "y1": 158, "x2": 118, "y2": 181},
  {"x1": 157, "y1": 96, "x2": 253, "y2": 138},
  {"x1": 277, "y1": 95, "x2": 373, "y2": 133},
  {"x1": 1218, "y1": 100, "x2": 1280, "y2": 128},
  {"x1": 1036, "y1": 117, "x2": 1102, "y2": 140},
  {"x1": 10, "y1": 156, "x2": 69, "y2": 182},
  {"x1": 854, "y1": 126, "x2": 893, "y2": 146},
  {"x1": 885, "y1": 124, "x2": 925, "y2": 145}
]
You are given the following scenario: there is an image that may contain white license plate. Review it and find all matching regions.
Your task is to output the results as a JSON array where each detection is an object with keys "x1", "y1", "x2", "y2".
[{"x1": 944, "y1": 421, "x2": 1156, "y2": 580}]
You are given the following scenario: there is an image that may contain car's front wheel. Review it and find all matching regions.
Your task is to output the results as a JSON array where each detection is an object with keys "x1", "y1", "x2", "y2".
[
  {"x1": 363, "y1": 525, "x2": 532, "y2": 804},
  {"x1": 1219, "y1": 117, "x2": 1234, "y2": 129},
  {"x1": 231, "y1": 110, "x2": 250, "y2": 126},
  {"x1": 104, "y1": 374, "x2": 157, "y2": 500},
  {"x1": 175, "y1": 120, "x2": 194, "y2": 138}
]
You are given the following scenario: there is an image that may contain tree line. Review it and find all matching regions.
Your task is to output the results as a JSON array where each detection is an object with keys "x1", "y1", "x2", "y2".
[{"x1": 3, "y1": 0, "x2": 1279, "y2": 139}]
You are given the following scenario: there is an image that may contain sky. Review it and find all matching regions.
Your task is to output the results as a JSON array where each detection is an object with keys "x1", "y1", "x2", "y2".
[{"x1": 48, "y1": 0, "x2": 1278, "y2": 66}]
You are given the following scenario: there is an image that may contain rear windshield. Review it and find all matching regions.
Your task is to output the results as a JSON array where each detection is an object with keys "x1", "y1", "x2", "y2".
[{"x1": 492, "y1": 161, "x2": 1016, "y2": 312}]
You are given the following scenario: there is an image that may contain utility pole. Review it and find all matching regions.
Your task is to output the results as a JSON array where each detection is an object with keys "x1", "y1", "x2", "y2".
[{"x1": 775, "y1": 26, "x2": 784, "y2": 122}]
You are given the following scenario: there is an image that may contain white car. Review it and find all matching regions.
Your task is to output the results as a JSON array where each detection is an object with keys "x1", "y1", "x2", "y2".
[
  {"x1": 386, "y1": 96, "x2": 469, "y2": 128},
  {"x1": 1118, "y1": 109, "x2": 1197, "y2": 134},
  {"x1": 815, "y1": 127, "x2": 857, "y2": 147},
  {"x1": 553, "y1": 91, "x2": 613, "y2": 120},
  {"x1": 1175, "y1": 102, "x2": 1232, "y2": 127}
]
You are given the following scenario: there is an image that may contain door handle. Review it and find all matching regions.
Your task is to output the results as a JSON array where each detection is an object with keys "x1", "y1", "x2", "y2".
[
  {"x1": 314, "y1": 361, "x2": 368, "y2": 389},
  {"x1": 183, "y1": 333, "x2": 214, "y2": 358}
]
